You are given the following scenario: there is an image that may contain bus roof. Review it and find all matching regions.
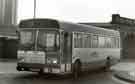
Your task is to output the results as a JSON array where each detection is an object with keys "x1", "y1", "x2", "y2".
[
  {"x1": 59, "y1": 21, "x2": 119, "y2": 36},
  {"x1": 19, "y1": 18, "x2": 119, "y2": 36}
]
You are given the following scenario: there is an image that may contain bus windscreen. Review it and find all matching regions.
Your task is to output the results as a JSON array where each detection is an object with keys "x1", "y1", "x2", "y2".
[
  {"x1": 37, "y1": 31, "x2": 59, "y2": 51},
  {"x1": 20, "y1": 31, "x2": 35, "y2": 50}
]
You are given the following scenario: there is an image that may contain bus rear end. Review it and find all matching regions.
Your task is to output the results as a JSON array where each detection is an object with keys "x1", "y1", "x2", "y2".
[{"x1": 16, "y1": 19, "x2": 71, "y2": 74}]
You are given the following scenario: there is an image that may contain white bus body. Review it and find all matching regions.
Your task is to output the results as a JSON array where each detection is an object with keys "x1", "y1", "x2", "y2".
[{"x1": 17, "y1": 19, "x2": 120, "y2": 78}]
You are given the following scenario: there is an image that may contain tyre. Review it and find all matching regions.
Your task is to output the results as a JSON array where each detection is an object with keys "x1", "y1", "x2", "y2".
[
  {"x1": 38, "y1": 69, "x2": 44, "y2": 75},
  {"x1": 73, "y1": 60, "x2": 81, "y2": 79},
  {"x1": 104, "y1": 57, "x2": 111, "y2": 71},
  {"x1": 16, "y1": 66, "x2": 22, "y2": 71},
  {"x1": 106, "y1": 57, "x2": 111, "y2": 67}
]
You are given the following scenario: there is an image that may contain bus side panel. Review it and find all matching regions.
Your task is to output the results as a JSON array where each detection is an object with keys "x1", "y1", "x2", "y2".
[{"x1": 72, "y1": 48, "x2": 120, "y2": 71}]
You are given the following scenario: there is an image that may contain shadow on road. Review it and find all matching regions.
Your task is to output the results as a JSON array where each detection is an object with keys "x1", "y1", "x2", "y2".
[
  {"x1": 14, "y1": 69, "x2": 109, "y2": 80},
  {"x1": 0, "y1": 70, "x2": 120, "y2": 84}
]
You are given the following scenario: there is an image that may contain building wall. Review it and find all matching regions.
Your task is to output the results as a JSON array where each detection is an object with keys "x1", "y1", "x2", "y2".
[
  {"x1": 0, "y1": 0, "x2": 5, "y2": 24},
  {"x1": 0, "y1": 0, "x2": 17, "y2": 24},
  {"x1": 0, "y1": 38, "x2": 18, "y2": 59},
  {"x1": 120, "y1": 31, "x2": 135, "y2": 59},
  {"x1": 0, "y1": 0, "x2": 18, "y2": 59}
]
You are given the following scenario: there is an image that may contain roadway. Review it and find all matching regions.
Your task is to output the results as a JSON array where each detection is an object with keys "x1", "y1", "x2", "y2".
[{"x1": 0, "y1": 59, "x2": 132, "y2": 84}]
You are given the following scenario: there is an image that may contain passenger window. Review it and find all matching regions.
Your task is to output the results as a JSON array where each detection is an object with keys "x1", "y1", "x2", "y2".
[
  {"x1": 56, "y1": 34, "x2": 60, "y2": 48},
  {"x1": 92, "y1": 35, "x2": 98, "y2": 48},
  {"x1": 83, "y1": 34, "x2": 89, "y2": 48},
  {"x1": 105, "y1": 37, "x2": 111, "y2": 48},
  {"x1": 118, "y1": 38, "x2": 120, "y2": 48},
  {"x1": 74, "y1": 33, "x2": 78, "y2": 48},
  {"x1": 111, "y1": 37, "x2": 119, "y2": 48},
  {"x1": 115, "y1": 38, "x2": 119, "y2": 48},
  {"x1": 88, "y1": 34, "x2": 91, "y2": 48},
  {"x1": 77, "y1": 33, "x2": 83, "y2": 48},
  {"x1": 99, "y1": 36, "x2": 105, "y2": 48},
  {"x1": 74, "y1": 33, "x2": 83, "y2": 48},
  {"x1": 117, "y1": 37, "x2": 120, "y2": 48}
]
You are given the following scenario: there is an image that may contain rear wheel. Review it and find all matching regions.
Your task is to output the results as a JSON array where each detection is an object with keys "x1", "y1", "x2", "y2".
[
  {"x1": 106, "y1": 57, "x2": 111, "y2": 67},
  {"x1": 104, "y1": 57, "x2": 111, "y2": 71},
  {"x1": 73, "y1": 60, "x2": 81, "y2": 79}
]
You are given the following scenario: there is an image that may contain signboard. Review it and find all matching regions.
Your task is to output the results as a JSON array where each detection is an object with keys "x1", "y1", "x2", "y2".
[
  {"x1": 17, "y1": 51, "x2": 45, "y2": 64},
  {"x1": 111, "y1": 14, "x2": 135, "y2": 26}
]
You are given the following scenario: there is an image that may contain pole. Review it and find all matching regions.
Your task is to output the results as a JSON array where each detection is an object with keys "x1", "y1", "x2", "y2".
[
  {"x1": 34, "y1": 0, "x2": 37, "y2": 50},
  {"x1": 34, "y1": 0, "x2": 36, "y2": 18}
]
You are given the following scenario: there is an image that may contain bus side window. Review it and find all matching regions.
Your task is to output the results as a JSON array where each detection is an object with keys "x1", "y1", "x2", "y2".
[
  {"x1": 74, "y1": 33, "x2": 78, "y2": 48},
  {"x1": 110, "y1": 37, "x2": 113, "y2": 48},
  {"x1": 111, "y1": 37, "x2": 118, "y2": 48},
  {"x1": 117, "y1": 37, "x2": 120, "y2": 48},
  {"x1": 105, "y1": 37, "x2": 111, "y2": 48},
  {"x1": 92, "y1": 35, "x2": 98, "y2": 48},
  {"x1": 98, "y1": 36, "x2": 105, "y2": 48},
  {"x1": 56, "y1": 34, "x2": 60, "y2": 49},
  {"x1": 78, "y1": 33, "x2": 83, "y2": 48},
  {"x1": 115, "y1": 37, "x2": 118, "y2": 48},
  {"x1": 88, "y1": 34, "x2": 91, "y2": 48},
  {"x1": 118, "y1": 37, "x2": 121, "y2": 48},
  {"x1": 83, "y1": 34, "x2": 89, "y2": 48},
  {"x1": 74, "y1": 33, "x2": 83, "y2": 48}
]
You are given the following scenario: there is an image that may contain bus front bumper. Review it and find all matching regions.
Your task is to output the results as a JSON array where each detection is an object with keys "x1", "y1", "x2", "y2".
[{"x1": 17, "y1": 63, "x2": 72, "y2": 74}]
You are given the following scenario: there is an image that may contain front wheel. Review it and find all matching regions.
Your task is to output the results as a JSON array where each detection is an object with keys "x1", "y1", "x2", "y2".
[
  {"x1": 73, "y1": 61, "x2": 81, "y2": 79},
  {"x1": 38, "y1": 69, "x2": 44, "y2": 75},
  {"x1": 16, "y1": 66, "x2": 22, "y2": 71}
]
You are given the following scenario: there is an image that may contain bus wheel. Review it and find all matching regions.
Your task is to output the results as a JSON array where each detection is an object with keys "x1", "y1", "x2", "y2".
[
  {"x1": 38, "y1": 69, "x2": 44, "y2": 75},
  {"x1": 73, "y1": 60, "x2": 81, "y2": 79},
  {"x1": 104, "y1": 57, "x2": 111, "y2": 71},
  {"x1": 16, "y1": 66, "x2": 22, "y2": 71}
]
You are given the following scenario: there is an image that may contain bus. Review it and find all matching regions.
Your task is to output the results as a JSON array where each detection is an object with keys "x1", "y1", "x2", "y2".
[{"x1": 16, "y1": 18, "x2": 120, "y2": 78}]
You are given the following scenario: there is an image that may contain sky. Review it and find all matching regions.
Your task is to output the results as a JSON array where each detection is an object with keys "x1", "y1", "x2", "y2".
[{"x1": 17, "y1": 0, "x2": 135, "y2": 23}]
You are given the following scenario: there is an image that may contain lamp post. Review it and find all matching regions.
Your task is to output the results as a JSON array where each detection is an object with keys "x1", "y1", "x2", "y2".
[{"x1": 34, "y1": 0, "x2": 36, "y2": 18}]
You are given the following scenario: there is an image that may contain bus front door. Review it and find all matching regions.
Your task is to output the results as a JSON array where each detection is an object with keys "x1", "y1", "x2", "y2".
[{"x1": 62, "y1": 32, "x2": 72, "y2": 64}]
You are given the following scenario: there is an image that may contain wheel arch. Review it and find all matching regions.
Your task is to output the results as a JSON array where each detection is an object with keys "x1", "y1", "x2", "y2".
[{"x1": 72, "y1": 57, "x2": 81, "y2": 64}]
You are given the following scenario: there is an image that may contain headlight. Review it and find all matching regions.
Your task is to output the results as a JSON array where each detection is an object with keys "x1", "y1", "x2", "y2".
[
  {"x1": 18, "y1": 57, "x2": 25, "y2": 63},
  {"x1": 17, "y1": 51, "x2": 25, "y2": 59},
  {"x1": 17, "y1": 51, "x2": 25, "y2": 62},
  {"x1": 47, "y1": 58, "x2": 58, "y2": 64},
  {"x1": 20, "y1": 59, "x2": 25, "y2": 62},
  {"x1": 52, "y1": 60, "x2": 57, "y2": 64}
]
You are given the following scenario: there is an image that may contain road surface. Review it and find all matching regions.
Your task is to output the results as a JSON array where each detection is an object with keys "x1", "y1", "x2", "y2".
[{"x1": 0, "y1": 61, "x2": 131, "y2": 84}]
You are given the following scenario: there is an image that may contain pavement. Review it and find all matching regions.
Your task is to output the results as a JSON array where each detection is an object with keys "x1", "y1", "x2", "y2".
[{"x1": 110, "y1": 59, "x2": 135, "y2": 83}]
